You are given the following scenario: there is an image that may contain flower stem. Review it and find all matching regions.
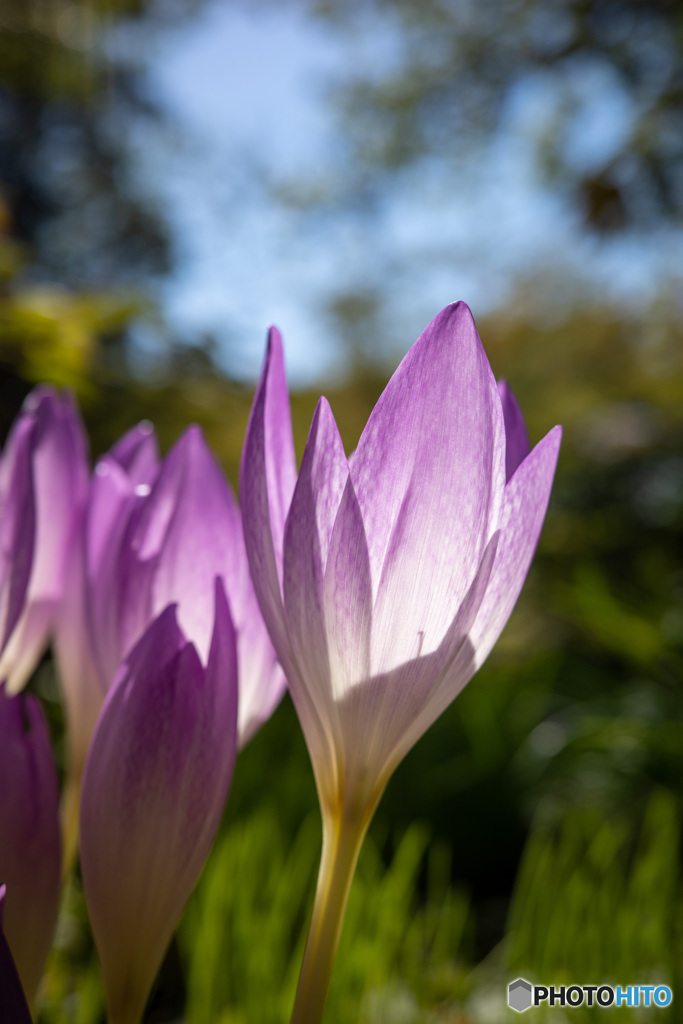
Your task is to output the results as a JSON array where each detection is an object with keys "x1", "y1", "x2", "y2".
[
  {"x1": 61, "y1": 770, "x2": 81, "y2": 881},
  {"x1": 289, "y1": 807, "x2": 369, "y2": 1024}
]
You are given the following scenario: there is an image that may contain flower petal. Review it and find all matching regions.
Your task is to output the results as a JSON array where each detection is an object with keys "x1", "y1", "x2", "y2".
[
  {"x1": 124, "y1": 426, "x2": 285, "y2": 742},
  {"x1": 0, "y1": 888, "x2": 33, "y2": 1024},
  {"x1": 81, "y1": 585, "x2": 237, "y2": 1024},
  {"x1": 85, "y1": 456, "x2": 142, "y2": 691},
  {"x1": 498, "y1": 380, "x2": 531, "y2": 481},
  {"x1": 351, "y1": 303, "x2": 505, "y2": 673},
  {"x1": 0, "y1": 690, "x2": 61, "y2": 1004},
  {"x1": 1, "y1": 391, "x2": 88, "y2": 695},
  {"x1": 24, "y1": 389, "x2": 88, "y2": 605},
  {"x1": 323, "y1": 475, "x2": 373, "y2": 700},
  {"x1": 283, "y1": 398, "x2": 349, "y2": 801},
  {"x1": 260, "y1": 327, "x2": 298, "y2": 552},
  {"x1": 469, "y1": 425, "x2": 562, "y2": 665},
  {"x1": 0, "y1": 419, "x2": 36, "y2": 660},
  {"x1": 240, "y1": 327, "x2": 297, "y2": 666},
  {"x1": 284, "y1": 399, "x2": 349, "y2": 678},
  {"x1": 127, "y1": 426, "x2": 242, "y2": 664},
  {"x1": 336, "y1": 533, "x2": 498, "y2": 800},
  {"x1": 108, "y1": 421, "x2": 159, "y2": 487}
]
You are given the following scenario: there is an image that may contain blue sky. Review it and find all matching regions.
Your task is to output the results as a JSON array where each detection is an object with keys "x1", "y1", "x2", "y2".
[{"x1": 132, "y1": 0, "x2": 683, "y2": 384}]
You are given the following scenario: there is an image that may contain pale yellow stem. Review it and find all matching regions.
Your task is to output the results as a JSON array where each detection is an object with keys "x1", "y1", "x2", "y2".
[{"x1": 290, "y1": 769, "x2": 390, "y2": 1024}]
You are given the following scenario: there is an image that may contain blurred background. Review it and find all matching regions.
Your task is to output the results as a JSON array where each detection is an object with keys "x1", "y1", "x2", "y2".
[{"x1": 1, "y1": 0, "x2": 682, "y2": 1020}]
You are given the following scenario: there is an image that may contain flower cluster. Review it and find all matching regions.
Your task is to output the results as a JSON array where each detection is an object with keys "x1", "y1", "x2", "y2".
[{"x1": 0, "y1": 303, "x2": 560, "y2": 1024}]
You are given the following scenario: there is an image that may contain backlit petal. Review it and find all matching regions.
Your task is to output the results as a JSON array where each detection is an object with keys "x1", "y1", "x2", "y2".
[
  {"x1": 86, "y1": 457, "x2": 142, "y2": 691},
  {"x1": 283, "y1": 399, "x2": 350, "y2": 800},
  {"x1": 353, "y1": 303, "x2": 505, "y2": 673},
  {"x1": 1, "y1": 391, "x2": 88, "y2": 694},
  {"x1": 323, "y1": 475, "x2": 373, "y2": 700},
  {"x1": 336, "y1": 534, "x2": 498, "y2": 799},
  {"x1": 0, "y1": 420, "x2": 36, "y2": 662},
  {"x1": 129, "y1": 426, "x2": 243, "y2": 663},
  {"x1": 470, "y1": 425, "x2": 562, "y2": 665},
  {"x1": 498, "y1": 380, "x2": 531, "y2": 481},
  {"x1": 240, "y1": 327, "x2": 297, "y2": 667},
  {"x1": 109, "y1": 421, "x2": 159, "y2": 487}
]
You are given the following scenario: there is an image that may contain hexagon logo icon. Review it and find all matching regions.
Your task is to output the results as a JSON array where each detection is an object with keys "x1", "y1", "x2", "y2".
[{"x1": 508, "y1": 978, "x2": 533, "y2": 1012}]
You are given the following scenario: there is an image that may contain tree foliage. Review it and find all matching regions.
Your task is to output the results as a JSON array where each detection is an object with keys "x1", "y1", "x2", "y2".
[{"x1": 305, "y1": 0, "x2": 683, "y2": 233}]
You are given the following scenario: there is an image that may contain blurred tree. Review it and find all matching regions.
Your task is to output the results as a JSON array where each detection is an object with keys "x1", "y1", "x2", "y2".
[
  {"x1": 0, "y1": 0, "x2": 219, "y2": 431},
  {"x1": 0, "y1": 0, "x2": 172, "y2": 288},
  {"x1": 293, "y1": 0, "x2": 683, "y2": 235}
]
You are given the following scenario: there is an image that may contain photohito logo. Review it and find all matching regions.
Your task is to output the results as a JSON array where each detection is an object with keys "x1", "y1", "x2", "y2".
[{"x1": 507, "y1": 979, "x2": 673, "y2": 1012}]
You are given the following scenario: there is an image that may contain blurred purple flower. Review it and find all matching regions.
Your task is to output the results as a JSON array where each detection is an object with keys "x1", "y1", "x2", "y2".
[
  {"x1": 0, "y1": 689, "x2": 61, "y2": 1005},
  {"x1": 0, "y1": 887, "x2": 33, "y2": 1024},
  {"x1": 241, "y1": 303, "x2": 561, "y2": 1021},
  {"x1": 56, "y1": 422, "x2": 284, "y2": 786},
  {"x1": 56, "y1": 421, "x2": 281, "y2": 1023},
  {"x1": 1, "y1": 388, "x2": 87, "y2": 695},
  {"x1": 80, "y1": 586, "x2": 237, "y2": 1024}
]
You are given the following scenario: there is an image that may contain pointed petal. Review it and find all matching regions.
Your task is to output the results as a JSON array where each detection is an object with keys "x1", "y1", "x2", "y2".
[
  {"x1": 284, "y1": 398, "x2": 349, "y2": 680},
  {"x1": 0, "y1": 604, "x2": 54, "y2": 697},
  {"x1": 81, "y1": 592, "x2": 237, "y2": 1024},
  {"x1": 90, "y1": 422, "x2": 282, "y2": 750},
  {"x1": 125, "y1": 426, "x2": 242, "y2": 664},
  {"x1": 351, "y1": 303, "x2": 505, "y2": 672},
  {"x1": 137, "y1": 426, "x2": 285, "y2": 748},
  {"x1": 24, "y1": 389, "x2": 88, "y2": 604},
  {"x1": 0, "y1": 419, "x2": 36, "y2": 662},
  {"x1": 469, "y1": 425, "x2": 562, "y2": 665},
  {"x1": 0, "y1": 888, "x2": 33, "y2": 1024},
  {"x1": 109, "y1": 421, "x2": 159, "y2": 487},
  {"x1": 498, "y1": 380, "x2": 531, "y2": 481},
  {"x1": 1, "y1": 389, "x2": 88, "y2": 694},
  {"x1": 85, "y1": 457, "x2": 142, "y2": 690},
  {"x1": 283, "y1": 398, "x2": 349, "y2": 801},
  {"x1": 67, "y1": 425, "x2": 162, "y2": 702},
  {"x1": 0, "y1": 690, "x2": 61, "y2": 1004},
  {"x1": 205, "y1": 578, "x2": 239, "y2": 770},
  {"x1": 240, "y1": 327, "x2": 297, "y2": 666},
  {"x1": 260, "y1": 327, "x2": 298, "y2": 551},
  {"x1": 323, "y1": 475, "x2": 373, "y2": 699},
  {"x1": 88, "y1": 426, "x2": 161, "y2": 680}
]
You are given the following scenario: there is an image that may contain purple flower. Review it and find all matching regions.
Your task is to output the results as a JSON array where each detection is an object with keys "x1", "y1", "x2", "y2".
[
  {"x1": 0, "y1": 887, "x2": 33, "y2": 1024},
  {"x1": 57, "y1": 422, "x2": 281, "y2": 1023},
  {"x1": 241, "y1": 303, "x2": 561, "y2": 1022},
  {"x1": 0, "y1": 689, "x2": 61, "y2": 1005},
  {"x1": 80, "y1": 587, "x2": 237, "y2": 1024},
  {"x1": 56, "y1": 422, "x2": 284, "y2": 781},
  {"x1": 0, "y1": 388, "x2": 87, "y2": 695},
  {"x1": 243, "y1": 301, "x2": 560, "y2": 815}
]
